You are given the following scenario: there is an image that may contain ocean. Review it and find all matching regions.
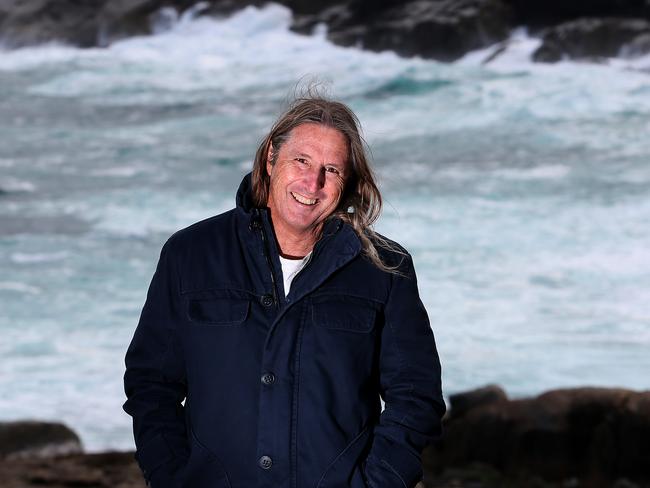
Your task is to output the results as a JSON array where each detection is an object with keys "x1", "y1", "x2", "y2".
[{"x1": 1, "y1": 4, "x2": 649, "y2": 451}]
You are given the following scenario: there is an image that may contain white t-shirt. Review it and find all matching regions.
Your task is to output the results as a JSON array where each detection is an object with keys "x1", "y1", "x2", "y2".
[{"x1": 279, "y1": 252, "x2": 311, "y2": 298}]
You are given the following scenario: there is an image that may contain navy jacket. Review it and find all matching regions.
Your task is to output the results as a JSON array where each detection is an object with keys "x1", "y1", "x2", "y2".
[{"x1": 123, "y1": 173, "x2": 445, "y2": 488}]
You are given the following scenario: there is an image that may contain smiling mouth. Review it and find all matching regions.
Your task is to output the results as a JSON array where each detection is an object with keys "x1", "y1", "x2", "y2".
[{"x1": 291, "y1": 192, "x2": 318, "y2": 206}]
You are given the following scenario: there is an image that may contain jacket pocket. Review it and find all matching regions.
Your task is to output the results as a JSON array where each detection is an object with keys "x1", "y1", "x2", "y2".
[
  {"x1": 315, "y1": 424, "x2": 373, "y2": 488},
  {"x1": 186, "y1": 297, "x2": 249, "y2": 326},
  {"x1": 175, "y1": 424, "x2": 231, "y2": 488},
  {"x1": 311, "y1": 296, "x2": 378, "y2": 333}
]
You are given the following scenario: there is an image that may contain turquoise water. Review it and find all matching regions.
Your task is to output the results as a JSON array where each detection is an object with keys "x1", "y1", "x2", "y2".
[{"x1": 1, "y1": 6, "x2": 649, "y2": 450}]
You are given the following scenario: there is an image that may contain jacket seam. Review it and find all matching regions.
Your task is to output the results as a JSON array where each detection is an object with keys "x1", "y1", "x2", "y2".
[
  {"x1": 385, "y1": 260, "x2": 415, "y2": 423},
  {"x1": 309, "y1": 290, "x2": 384, "y2": 306},
  {"x1": 180, "y1": 285, "x2": 258, "y2": 296},
  {"x1": 380, "y1": 458, "x2": 408, "y2": 488},
  {"x1": 157, "y1": 238, "x2": 188, "y2": 470},
  {"x1": 164, "y1": 237, "x2": 186, "y2": 383},
  {"x1": 186, "y1": 420, "x2": 233, "y2": 488},
  {"x1": 290, "y1": 300, "x2": 307, "y2": 488},
  {"x1": 315, "y1": 424, "x2": 371, "y2": 488}
]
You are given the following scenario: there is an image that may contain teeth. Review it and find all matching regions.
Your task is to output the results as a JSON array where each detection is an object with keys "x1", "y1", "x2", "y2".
[{"x1": 291, "y1": 192, "x2": 317, "y2": 205}]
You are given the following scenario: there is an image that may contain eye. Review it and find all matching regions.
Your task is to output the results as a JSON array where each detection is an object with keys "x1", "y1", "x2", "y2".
[
  {"x1": 325, "y1": 166, "x2": 341, "y2": 175},
  {"x1": 295, "y1": 158, "x2": 308, "y2": 165}
]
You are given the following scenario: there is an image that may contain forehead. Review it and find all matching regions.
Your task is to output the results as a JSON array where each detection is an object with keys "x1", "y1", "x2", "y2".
[{"x1": 282, "y1": 123, "x2": 349, "y2": 164}]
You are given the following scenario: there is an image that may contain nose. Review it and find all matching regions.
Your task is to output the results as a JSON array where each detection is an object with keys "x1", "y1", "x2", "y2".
[{"x1": 304, "y1": 165, "x2": 326, "y2": 193}]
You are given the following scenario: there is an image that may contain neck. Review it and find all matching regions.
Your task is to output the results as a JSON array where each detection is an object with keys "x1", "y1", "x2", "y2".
[{"x1": 272, "y1": 223, "x2": 322, "y2": 258}]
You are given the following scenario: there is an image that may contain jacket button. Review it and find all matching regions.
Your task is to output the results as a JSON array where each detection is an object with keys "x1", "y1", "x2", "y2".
[
  {"x1": 261, "y1": 294, "x2": 274, "y2": 307},
  {"x1": 261, "y1": 372, "x2": 275, "y2": 385},
  {"x1": 258, "y1": 455, "x2": 273, "y2": 469}
]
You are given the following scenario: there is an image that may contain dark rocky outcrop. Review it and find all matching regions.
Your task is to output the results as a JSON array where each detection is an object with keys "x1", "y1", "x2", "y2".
[
  {"x1": 292, "y1": 0, "x2": 515, "y2": 62},
  {"x1": 425, "y1": 386, "x2": 650, "y2": 486},
  {"x1": 0, "y1": 0, "x2": 516, "y2": 60},
  {"x1": 2, "y1": 0, "x2": 650, "y2": 64},
  {"x1": 0, "y1": 451, "x2": 146, "y2": 488},
  {"x1": 2, "y1": 388, "x2": 650, "y2": 488},
  {"x1": 0, "y1": 421, "x2": 82, "y2": 459},
  {"x1": 532, "y1": 17, "x2": 650, "y2": 62},
  {"x1": 505, "y1": 0, "x2": 650, "y2": 30},
  {"x1": 447, "y1": 383, "x2": 507, "y2": 418},
  {"x1": 0, "y1": 0, "x2": 212, "y2": 48}
]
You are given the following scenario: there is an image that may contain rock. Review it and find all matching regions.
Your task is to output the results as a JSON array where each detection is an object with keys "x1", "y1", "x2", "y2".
[
  {"x1": 448, "y1": 384, "x2": 508, "y2": 419},
  {"x1": 0, "y1": 0, "x2": 517, "y2": 61},
  {"x1": 2, "y1": 0, "x2": 650, "y2": 64},
  {"x1": 0, "y1": 421, "x2": 82, "y2": 459},
  {"x1": 532, "y1": 17, "x2": 650, "y2": 62},
  {"x1": 0, "y1": 0, "x2": 51, "y2": 17},
  {"x1": 0, "y1": 0, "x2": 196, "y2": 48},
  {"x1": 0, "y1": 451, "x2": 145, "y2": 488},
  {"x1": 96, "y1": 0, "x2": 164, "y2": 46},
  {"x1": 505, "y1": 0, "x2": 650, "y2": 30},
  {"x1": 0, "y1": 1, "x2": 104, "y2": 48},
  {"x1": 293, "y1": 0, "x2": 516, "y2": 62},
  {"x1": 620, "y1": 32, "x2": 650, "y2": 58},
  {"x1": 427, "y1": 386, "x2": 650, "y2": 485},
  {"x1": 282, "y1": 0, "x2": 342, "y2": 15},
  {"x1": 290, "y1": 3, "x2": 353, "y2": 37}
]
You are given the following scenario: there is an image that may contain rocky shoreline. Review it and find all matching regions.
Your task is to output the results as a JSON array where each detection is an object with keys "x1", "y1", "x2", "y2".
[
  {"x1": 2, "y1": 385, "x2": 649, "y2": 488},
  {"x1": 1, "y1": 0, "x2": 650, "y2": 64}
]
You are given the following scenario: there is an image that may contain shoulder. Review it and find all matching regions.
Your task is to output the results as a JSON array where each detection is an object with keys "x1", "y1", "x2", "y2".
[
  {"x1": 366, "y1": 230, "x2": 414, "y2": 274},
  {"x1": 163, "y1": 208, "x2": 240, "y2": 254}
]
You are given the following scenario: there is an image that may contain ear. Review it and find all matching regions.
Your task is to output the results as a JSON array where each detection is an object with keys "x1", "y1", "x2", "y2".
[{"x1": 266, "y1": 142, "x2": 274, "y2": 176}]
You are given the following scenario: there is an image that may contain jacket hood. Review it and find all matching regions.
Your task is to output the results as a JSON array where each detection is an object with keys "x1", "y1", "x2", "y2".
[{"x1": 235, "y1": 172, "x2": 255, "y2": 212}]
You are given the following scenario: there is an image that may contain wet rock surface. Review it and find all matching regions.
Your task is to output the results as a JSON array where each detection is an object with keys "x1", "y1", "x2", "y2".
[
  {"x1": 425, "y1": 386, "x2": 650, "y2": 486},
  {"x1": 0, "y1": 451, "x2": 146, "y2": 488},
  {"x1": 291, "y1": 0, "x2": 515, "y2": 62},
  {"x1": 2, "y1": 0, "x2": 650, "y2": 63},
  {"x1": 0, "y1": 421, "x2": 82, "y2": 460},
  {"x1": 532, "y1": 17, "x2": 650, "y2": 62},
  {"x1": 505, "y1": 0, "x2": 650, "y2": 30},
  {"x1": 2, "y1": 386, "x2": 650, "y2": 488}
]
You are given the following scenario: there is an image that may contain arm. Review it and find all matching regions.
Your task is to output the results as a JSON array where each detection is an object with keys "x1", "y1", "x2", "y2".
[
  {"x1": 363, "y1": 253, "x2": 446, "y2": 488},
  {"x1": 123, "y1": 237, "x2": 189, "y2": 487}
]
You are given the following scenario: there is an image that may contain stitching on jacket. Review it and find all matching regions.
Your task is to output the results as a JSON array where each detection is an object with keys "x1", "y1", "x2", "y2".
[
  {"x1": 380, "y1": 458, "x2": 408, "y2": 488},
  {"x1": 163, "y1": 240, "x2": 186, "y2": 384},
  {"x1": 309, "y1": 289, "x2": 384, "y2": 306},
  {"x1": 384, "y1": 256, "x2": 417, "y2": 434},
  {"x1": 180, "y1": 285, "x2": 258, "y2": 297},
  {"x1": 315, "y1": 424, "x2": 371, "y2": 488},
  {"x1": 290, "y1": 300, "x2": 307, "y2": 488},
  {"x1": 186, "y1": 421, "x2": 233, "y2": 488},
  {"x1": 186, "y1": 298, "x2": 250, "y2": 325}
]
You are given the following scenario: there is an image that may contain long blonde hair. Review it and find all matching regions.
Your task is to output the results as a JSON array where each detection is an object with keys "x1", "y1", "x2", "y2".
[{"x1": 251, "y1": 94, "x2": 405, "y2": 273}]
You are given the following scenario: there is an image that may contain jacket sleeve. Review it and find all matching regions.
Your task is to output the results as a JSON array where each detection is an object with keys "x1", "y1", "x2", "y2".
[
  {"x1": 123, "y1": 237, "x2": 189, "y2": 487},
  {"x1": 363, "y1": 253, "x2": 446, "y2": 488}
]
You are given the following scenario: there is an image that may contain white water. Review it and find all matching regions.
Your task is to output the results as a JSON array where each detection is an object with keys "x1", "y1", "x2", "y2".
[{"x1": 1, "y1": 5, "x2": 649, "y2": 451}]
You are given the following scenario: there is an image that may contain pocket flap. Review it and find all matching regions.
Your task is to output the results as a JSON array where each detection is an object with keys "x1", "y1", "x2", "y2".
[
  {"x1": 187, "y1": 297, "x2": 249, "y2": 325},
  {"x1": 312, "y1": 297, "x2": 378, "y2": 333}
]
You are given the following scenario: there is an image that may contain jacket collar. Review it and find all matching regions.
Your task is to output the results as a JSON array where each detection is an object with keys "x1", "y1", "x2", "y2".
[{"x1": 235, "y1": 172, "x2": 255, "y2": 212}]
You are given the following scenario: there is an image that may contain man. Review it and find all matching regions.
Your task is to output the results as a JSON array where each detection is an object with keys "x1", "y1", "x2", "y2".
[{"x1": 123, "y1": 96, "x2": 445, "y2": 488}]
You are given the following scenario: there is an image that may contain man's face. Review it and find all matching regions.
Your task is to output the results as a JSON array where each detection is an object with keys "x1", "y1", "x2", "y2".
[{"x1": 266, "y1": 123, "x2": 349, "y2": 245}]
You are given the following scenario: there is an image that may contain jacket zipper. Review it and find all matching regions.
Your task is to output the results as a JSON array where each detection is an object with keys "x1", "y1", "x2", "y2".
[{"x1": 254, "y1": 210, "x2": 280, "y2": 306}]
